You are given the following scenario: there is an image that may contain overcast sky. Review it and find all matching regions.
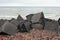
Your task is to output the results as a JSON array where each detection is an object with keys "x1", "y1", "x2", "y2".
[{"x1": 0, "y1": 0, "x2": 60, "y2": 6}]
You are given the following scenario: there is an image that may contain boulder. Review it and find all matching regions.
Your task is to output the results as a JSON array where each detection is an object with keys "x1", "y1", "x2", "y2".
[
  {"x1": 9, "y1": 18, "x2": 15, "y2": 22},
  {"x1": 31, "y1": 12, "x2": 44, "y2": 23},
  {"x1": 58, "y1": 18, "x2": 60, "y2": 33},
  {"x1": 24, "y1": 21, "x2": 32, "y2": 31},
  {"x1": 58, "y1": 26, "x2": 60, "y2": 33},
  {"x1": 58, "y1": 18, "x2": 60, "y2": 25},
  {"x1": 17, "y1": 15, "x2": 24, "y2": 22},
  {"x1": 18, "y1": 21, "x2": 32, "y2": 32},
  {"x1": 10, "y1": 19, "x2": 19, "y2": 26},
  {"x1": 1, "y1": 21, "x2": 18, "y2": 35},
  {"x1": 0, "y1": 19, "x2": 8, "y2": 33},
  {"x1": 0, "y1": 27, "x2": 2, "y2": 32},
  {"x1": 31, "y1": 12, "x2": 45, "y2": 29},
  {"x1": 32, "y1": 23, "x2": 43, "y2": 29},
  {"x1": 26, "y1": 14, "x2": 34, "y2": 21},
  {"x1": 0, "y1": 19, "x2": 7, "y2": 27},
  {"x1": 44, "y1": 18, "x2": 58, "y2": 32},
  {"x1": 18, "y1": 23, "x2": 28, "y2": 32}
]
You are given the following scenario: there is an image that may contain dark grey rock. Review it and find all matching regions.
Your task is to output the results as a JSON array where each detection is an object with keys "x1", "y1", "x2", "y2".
[
  {"x1": 0, "y1": 32, "x2": 9, "y2": 35},
  {"x1": 44, "y1": 18, "x2": 58, "y2": 32},
  {"x1": 44, "y1": 18, "x2": 52, "y2": 22},
  {"x1": 58, "y1": 26, "x2": 60, "y2": 33},
  {"x1": 0, "y1": 19, "x2": 8, "y2": 33},
  {"x1": 0, "y1": 19, "x2": 7, "y2": 27},
  {"x1": 17, "y1": 15, "x2": 24, "y2": 21},
  {"x1": 31, "y1": 12, "x2": 44, "y2": 23},
  {"x1": 11, "y1": 18, "x2": 15, "y2": 20},
  {"x1": 18, "y1": 21, "x2": 32, "y2": 32},
  {"x1": 9, "y1": 18, "x2": 15, "y2": 22},
  {"x1": 58, "y1": 18, "x2": 60, "y2": 25},
  {"x1": 10, "y1": 19, "x2": 19, "y2": 26},
  {"x1": 1, "y1": 21, "x2": 18, "y2": 35},
  {"x1": 0, "y1": 27, "x2": 2, "y2": 32},
  {"x1": 18, "y1": 23, "x2": 28, "y2": 32},
  {"x1": 24, "y1": 21, "x2": 32, "y2": 31},
  {"x1": 32, "y1": 24, "x2": 43, "y2": 29},
  {"x1": 26, "y1": 14, "x2": 34, "y2": 21},
  {"x1": 58, "y1": 18, "x2": 60, "y2": 33},
  {"x1": 31, "y1": 12, "x2": 45, "y2": 29}
]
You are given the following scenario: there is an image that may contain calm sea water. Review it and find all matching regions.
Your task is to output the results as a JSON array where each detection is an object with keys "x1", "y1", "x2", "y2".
[{"x1": 0, "y1": 7, "x2": 60, "y2": 20}]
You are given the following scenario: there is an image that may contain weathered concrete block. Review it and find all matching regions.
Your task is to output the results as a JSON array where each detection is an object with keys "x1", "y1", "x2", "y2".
[
  {"x1": 1, "y1": 21, "x2": 18, "y2": 35},
  {"x1": 17, "y1": 15, "x2": 24, "y2": 21},
  {"x1": 26, "y1": 14, "x2": 34, "y2": 21},
  {"x1": 31, "y1": 12, "x2": 44, "y2": 23},
  {"x1": 44, "y1": 18, "x2": 58, "y2": 32}
]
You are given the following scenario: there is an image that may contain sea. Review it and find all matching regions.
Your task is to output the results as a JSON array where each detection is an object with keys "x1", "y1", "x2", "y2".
[{"x1": 0, "y1": 6, "x2": 60, "y2": 20}]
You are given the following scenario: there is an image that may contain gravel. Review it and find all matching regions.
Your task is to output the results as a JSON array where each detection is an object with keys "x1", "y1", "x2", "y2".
[{"x1": 0, "y1": 28, "x2": 60, "y2": 40}]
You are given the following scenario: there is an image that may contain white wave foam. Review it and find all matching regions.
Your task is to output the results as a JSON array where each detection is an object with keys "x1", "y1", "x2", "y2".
[
  {"x1": 0, "y1": 13, "x2": 60, "y2": 20},
  {"x1": 44, "y1": 13, "x2": 60, "y2": 20}
]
